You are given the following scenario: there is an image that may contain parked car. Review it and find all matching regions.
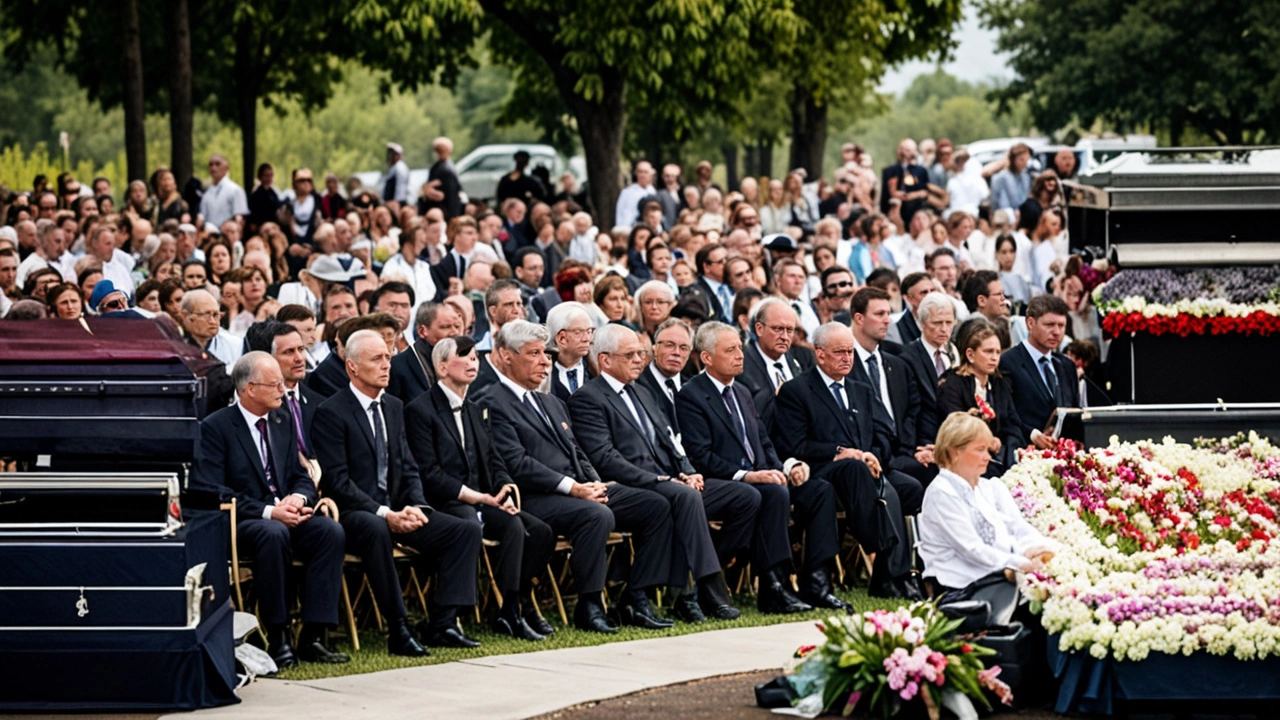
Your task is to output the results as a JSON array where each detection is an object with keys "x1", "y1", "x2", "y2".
[{"x1": 353, "y1": 143, "x2": 584, "y2": 204}]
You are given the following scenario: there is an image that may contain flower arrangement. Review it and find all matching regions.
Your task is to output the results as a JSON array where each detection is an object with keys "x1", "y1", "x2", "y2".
[
  {"x1": 787, "y1": 603, "x2": 1012, "y2": 719},
  {"x1": 1092, "y1": 266, "x2": 1280, "y2": 338},
  {"x1": 1004, "y1": 433, "x2": 1280, "y2": 661}
]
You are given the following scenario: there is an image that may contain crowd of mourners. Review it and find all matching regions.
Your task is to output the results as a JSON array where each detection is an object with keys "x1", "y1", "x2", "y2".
[{"x1": 0, "y1": 134, "x2": 1108, "y2": 668}]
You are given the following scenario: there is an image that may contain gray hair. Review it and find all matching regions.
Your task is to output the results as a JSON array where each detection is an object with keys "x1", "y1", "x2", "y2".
[
  {"x1": 591, "y1": 323, "x2": 634, "y2": 360},
  {"x1": 694, "y1": 320, "x2": 736, "y2": 356},
  {"x1": 634, "y1": 280, "x2": 675, "y2": 306},
  {"x1": 916, "y1": 292, "x2": 956, "y2": 326},
  {"x1": 812, "y1": 321, "x2": 852, "y2": 349},
  {"x1": 431, "y1": 336, "x2": 461, "y2": 368},
  {"x1": 231, "y1": 351, "x2": 275, "y2": 393},
  {"x1": 344, "y1": 329, "x2": 385, "y2": 364},
  {"x1": 494, "y1": 319, "x2": 549, "y2": 353},
  {"x1": 654, "y1": 317, "x2": 693, "y2": 342},
  {"x1": 414, "y1": 301, "x2": 446, "y2": 331},
  {"x1": 545, "y1": 302, "x2": 592, "y2": 346},
  {"x1": 179, "y1": 288, "x2": 215, "y2": 314},
  {"x1": 750, "y1": 296, "x2": 792, "y2": 328}
]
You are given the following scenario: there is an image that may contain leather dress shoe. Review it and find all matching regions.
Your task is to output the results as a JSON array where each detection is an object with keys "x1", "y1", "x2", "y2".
[
  {"x1": 757, "y1": 569, "x2": 813, "y2": 615},
  {"x1": 615, "y1": 593, "x2": 674, "y2": 629},
  {"x1": 869, "y1": 572, "x2": 923, "y2": 600},
  {"x1": 494, "y1": 614, "x2": 545, "y2": 642},
  {"x1": 697, "y1": 575, "x2": 741, "y2": 620},
  {"x1": 670, "y1": 592, "x2": 706, "y2": 623},
  {"x1": 800, "y1": 567, "x2": 854, "y2": 614},
  {"x1": 574, "y1": 598, "x2": 618, "y2": 634},
  {"x1": 422, "y1": 625, "x2": 482, "y2": 649},
  {"x1": 297, "y1": 639, "x2": 350, "y2": 664},
  {"x1": 268, "y1": 636, "x2": 298, "y2": 671},
  {"x1": 525, "y1": 611, "x2": 556, "y2": 636},
  {"x1": 388, "y1": 620, "x2": 429, "y2": 657}
]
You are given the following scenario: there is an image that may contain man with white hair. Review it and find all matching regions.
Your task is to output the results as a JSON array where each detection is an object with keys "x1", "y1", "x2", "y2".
[
  {"x1": 378, "y1": 142, "x2": 410, "y2": 205},
  {"x1": 16, "y1": 218, "x2": 71, "y2": 287},
  {"x1": 568, "y1": 325, "x2": 760, "y2": 623},
  {"x1": 181, "y1": 289, "x2": 243, "y2": 366},
  {"x1": 420, "y1": 136, "x2": 462, "y2": 220},
  {"x1": 200, "y1": 154, "x2": 249, "y2": 228},
  {"x1": 473, "y1": 320, "x2": 675, "y2": 634},
  {"x1": 546, "y1": 302, "x2": 596, "y2": 401},
  {"x1": 314, "y1": 329, "x2": 483, "y2": 655},
  {"x1": 898, "y1": 292, "x2": 958, "y2": 444},
  {"x1": 615, "y1": 160, "x2": 657, "y2": 228}
]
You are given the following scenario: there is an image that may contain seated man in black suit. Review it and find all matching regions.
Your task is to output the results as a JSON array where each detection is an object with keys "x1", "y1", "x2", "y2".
[
  {"x1": 472, "y1": 320, "x2": 674, "y2": 633},
  {"x1": 313, "y1": 330, "x2": 483, "y2": 656},
  {"x1": 247, "y1": 321, "x2": 325, "y2": 478},
  {"x1": 738, "y1": 298, "x2": 809, "y2": 435},
  {"x1": 635, "y1": 318, "x2": 694, "y2": 431},
  {"x1": 999, "y1": 294, "x2": 1079, "y2": 448},
  {"x1": 568, "y1": 325, "x2": 757, "y2": 623},
  {"x1": 430, "y1": 215, "x2": 481, "y2": 302},
  {"x1": 897, "y1": 292, "x2": 958, "y2": 446},
  {"x1": 194, "y1": 351, "x2": 348, "y2": 668},
  {"x1": 388, "y1": 301, "x2": 465, "y2": 403},
  {"x1": 546, "y1": 301, "x2": 596, "y2": 401},
  {"x1": 850, "y1": 287, "x2": 934, "y2": 499},
  {"x1": 775, "y1": 323, "x2": 925, "y2": 600},
  {"x1": 676, "y1": 321, "x2": 849, "y2": 614},
  {"x1": 686, "y1": 243, "x2": 732, "y2": 323},
  {"x1": 405, "y1": 335, "x2": 555, "y2": 641},
  {"x1": 307, "y1": 313, "x2": 402, "y2": 398}
]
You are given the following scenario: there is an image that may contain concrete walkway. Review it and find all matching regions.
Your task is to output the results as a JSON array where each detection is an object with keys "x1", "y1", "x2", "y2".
[{"x1": 170, "y1": 620, "x2": 825, "y2": 720}]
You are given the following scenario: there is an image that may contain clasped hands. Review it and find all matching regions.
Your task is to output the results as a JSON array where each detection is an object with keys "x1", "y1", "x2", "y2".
[
  {"x1": 269, "y1": 494, "x2": 314, "y2": 527},
  {"x1": 744, "y1": 462, "x2": 808, "y2": 487},
  {"x1": 834, "y1": 446, "x2": 882, "y2": 478}
]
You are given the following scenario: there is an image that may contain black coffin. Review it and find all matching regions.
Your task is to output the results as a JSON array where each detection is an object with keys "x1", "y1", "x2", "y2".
[{"x1": 1105, "y1": 331, "x2": 1280, "y2": 404}]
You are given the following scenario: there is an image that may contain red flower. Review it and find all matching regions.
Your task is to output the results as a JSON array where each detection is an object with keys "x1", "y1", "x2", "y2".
[
  {"x1": 961, "y1": 643, "x2": 973, "y2": 653},
  {"x1": 1214, "y1": 515, "x2": 1233, "y2": 528}
]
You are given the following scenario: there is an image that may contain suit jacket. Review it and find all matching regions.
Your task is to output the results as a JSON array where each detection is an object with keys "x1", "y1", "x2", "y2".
[
  {"x1": 935, "y1": 370, "x2": 1025, "y2": 457},
  {"x1": 676, "y1": 373, "x2": 783, "y2": 480},
  {"x1": 999, "y1": 343, "x2": 1080, "y2": 440},
  {"x1": 194, "y1": 404, "x2": 316, "y2": 520},
  {"x1": 430, "y1": 254, "x2": 466, "y2": 302},
  {"x1": 773, "y1": 368, "x2": 889, "y2": 476},
  {"x1": 470, "y1": 351, "x2": 500, "y2": 394},
  {"x1": 880, "y1": 163, "x2": 931, "y2": 220},
  {"x1": 852, "y1": 347, "x2": 922, "y2": 458},
  {"x1": 388, "y1": 338, "x2": 435, "y2": 403},
  {"x1": 313, "y1": 386, "x2": 427, "y2": 516},
  {"x1": 306, "y1": 351, "x2": 348, "y2": 398},
  {"x1": 285, "y1": 383, "x2": 324, "y2": 457},
  {"x1": 404, "y1": 384, "x2": 511, "y2": 506},
  {"x1": 549, "y1": 361, "x2": 596, "y2": 402},
  {"x1": 472, "y1": 380, "x2": 601, "y2": 495},
  {"x1": 890, "y1": 308, "x2": 922, "y2": 345},
  {"x1": 687, "y1": 276, "x2": 729, "y2": 323},
  {"x1": 899, "y1": 339, "x2": 955, "y2": 444},
  {"x1": 530, "y1": 287, "x2": 561, "y2": 324},
  {"x1": 636, "y1": 365, "x2": 680, "y2": 431},
  {"x1": 567, "y1": 375, "x2": 695, "y2": 490},
  {"x1": 470, "y1": 298, "x2": 490, "y2": 343},
  {"x1": 739, "y1": 341, "x2": 807, "y2": 433}
]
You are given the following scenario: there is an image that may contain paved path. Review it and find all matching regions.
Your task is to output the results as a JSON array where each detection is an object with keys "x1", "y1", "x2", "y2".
[{"x1": 170, "y1": 621, "x2": 824, "y2": 720}]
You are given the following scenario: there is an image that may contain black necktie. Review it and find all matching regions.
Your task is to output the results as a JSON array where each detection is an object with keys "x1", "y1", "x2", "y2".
[
  {"x1": 664, "y1": 377, "x2": 678, "y2": 401},
  {"x1": 830, "y1": 381, "x2": 847, "y2": 412},
  {"x1": 866, "y1": 354, "x2": 884, "y2": 406},
  {"x1": 456, "y1": 253, "x2": 466, "y2": 279},
  {"x1": 772, "y1": 361, "x2": 786, "y2": 389},
  {"x1": 255, "y1": 418, "x2": 279, "y2": 498},
  {"x1": 1039, "y1": 356, "x2": 1060, "y2": 404},
  {"x1": 721, "y1": 386, "x2": 755, "y2": 464},
  {"x1": 624, "y1": 386, "x2": 655, "y2": 446},
  {"x1": 369, "y1": 400, "x2": 389, "y2": 501},
  {"x1": 523, "y1": 392, "x2": 551, "y2": 429},
  {"x1": 567, "y1": 368, "x2": 579, "y2": 393}
]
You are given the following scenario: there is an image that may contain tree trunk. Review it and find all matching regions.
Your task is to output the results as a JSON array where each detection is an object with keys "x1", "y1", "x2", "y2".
[
  {"x1": 567, "y1": 75, "x2": 625, "y2": 228},
  {"x1": 164, "y1": 0, "x2": 194, "y2": 186},
  {"x1": 789, "y1": 84, "x2": 828, "y2": 179},
  {"x1": 760, "y1": 138, "x2": 774, "y2": 180},
  {"x1": 721, "y1": 143, "x2": 739, "y2": 193},
  {"x1": 234, "y1": 20, "x2": 258, "y2": 189},
  {"x1": 120, "y1": 0, "x2": 147, "y2": 182}
]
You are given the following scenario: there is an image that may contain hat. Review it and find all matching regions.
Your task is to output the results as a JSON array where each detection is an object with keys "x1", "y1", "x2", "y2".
[
  {"x1": 203, "y1": 221, "x2": 219, "y2": 234},
  {"x1": 763, "y1": 233, "x2": 798, "y2": 253},
  {"x1": 0, "y1": 226, "x2": 16, "y2": 243},
  {"x1": 307, "y1": 255, "x2": 361, "y2": 284},
  {"x1": 387, "y1": 142, "x2": 404, "y2": 155},
  {"x1": 89, "y1": 279, "x2": 128, "y2": 312}
]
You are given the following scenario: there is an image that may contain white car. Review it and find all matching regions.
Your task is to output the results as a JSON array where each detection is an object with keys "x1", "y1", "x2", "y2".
[{"x1": 354, "y1": 143, "x2": 584, "y2": 204}]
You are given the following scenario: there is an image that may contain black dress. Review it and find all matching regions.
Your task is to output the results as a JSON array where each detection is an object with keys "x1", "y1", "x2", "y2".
[{"x1": 936, "y1": 369, "x2": 1025, "y2": 473}]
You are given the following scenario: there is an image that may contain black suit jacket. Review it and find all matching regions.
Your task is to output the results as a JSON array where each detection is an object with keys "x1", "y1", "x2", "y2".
[
  {"x1": 530, "y1": 287, "x2": 561, "y2": 324},
  {"x1": 194, "y1": 404, "x2": 316, "y2": 520},
  {"x1": 567, "y1": 376, "x2": 695, "y2": 490},
  {"x1": 936, "y1": 370, "x2": 1025, "y2": 459},
  {"x1": 636, "y1": 365, "x2": 680, "y2": 431},
  {"x1": 999, "y1": 343, "x2": 1080, "y2": 439},
  {"x1": 899, "y1": 339, "x2": 954, "y2": 444},
  {"x1": 307, "y1": 351, "x2": 348, "y2": 398},
  {"x1": 676, "y1": 373, "x2": 783, "y2": 480},
  {"x1": 472, "y1": 380, "x2": 601, "y2": 495},
  {"x1": 388, "y1": 338, "x2": 435, "y2": 403},
  {"x1": 314, "y1": 387, "x2": 426, "y2": 515},
  {"x1": 739, "y1": 341, "x2": 806, "y2": 433},
  {"x1": 549, "y1": 361, "x2": 595, "y2": 402},
  {"x1": 469, "y1": 352, "x2": 500, "y2": 395},
  {"x1": 852, "y1": 347, "x2": 922, "y2": 457},
  {"x1": 404, "y1": 384, "x2": 510, "y2": 506},
  {"x1": 893, "y1": 309, "x2": 922, "y2": 344},
  {"x1": 688, "y1": 276, "x2": 729, "y2": 323},
  {"x1": 773, "y1": 368, "x2": 888, "y2": 476},
  {"x1": 431, "y1": 254, "x2": 466, "y2": 302}
]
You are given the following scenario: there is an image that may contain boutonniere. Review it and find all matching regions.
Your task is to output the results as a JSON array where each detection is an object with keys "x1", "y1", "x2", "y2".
[{"x1": 561, "y1": 421, "x2": 570, "y2": 431}]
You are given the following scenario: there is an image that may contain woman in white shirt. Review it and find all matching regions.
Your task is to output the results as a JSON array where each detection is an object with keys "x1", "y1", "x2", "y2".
[{"x1": 920, "y1": 412, "x2": 1056, "y2": 596}]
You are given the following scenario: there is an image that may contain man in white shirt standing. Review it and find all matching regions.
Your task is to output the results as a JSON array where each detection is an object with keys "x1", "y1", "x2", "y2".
[
  {"x1": 86, "y1": 223, "x2": 136, "y2": 295},
  {"x1": 16, "y1": 219, "x2": 72, "y2": 287},
  {"x1": 615, "y1": 161, "x2": 657, "y2": 229},
  {"x1": 199, "y1": 154, "x2": 249, "y2": 229},
  {"x1": 378, "y1": 142, "x2": 411, "y2": 206}
]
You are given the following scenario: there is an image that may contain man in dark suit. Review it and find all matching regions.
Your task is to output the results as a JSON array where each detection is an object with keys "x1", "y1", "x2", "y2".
[
  {"x1": 472, "y1": 321, "x2": 674, "y2": 633},
  {"x1": 738, "y1": 298, "x2": 809, "y2": 434},
  {"x1": 636, "y1": 318, "x2": 695, "y2": 431},
  {"x1": 774, "y1": 324, "x2": 924, "y2": 600},
  {"x1": 246, "y1": 322, "x2": 325, "y2": 478},
  {"x1": 676, "y1": 322, "x2": 848, "y2": 615},
  {"x1": 897, "y1": 293, "x2": 958, "y2": 445},
  {"x1": 430, "y1": 216, "x2": 481, "y2": 302},
  {"x1": 568, "y1": 325, "x2": 757, "y2": 623},
  {"x1": 880, "y1": 139, "x2": 932, "y2": 226},
  {"x1": 850, "y1": 288, "x2": 933, "y2": 500},
  {"x1": 388, "y1": 302, "x2": 465, "y2": 403},
  {"x1": 887, "y1": 272, "x2": 931, "y2": 346},
  {"x1": 419, "y1": 136, "x2": 463, "y2": 220},
  {"x1": 193, "y1": 352, "x2": 348, "y2": 668},
  {"x1": 307, "y1": 314, "x2": 402, "y2": 398},
  {"x1": 999, "y1": 294, "x2": 1079, "y2": 447},
  {"x1": 313, "y1": 330, "x2": 483, "y2": 656},
  {"x1": 546, "y1": 302, "x2": 596, "y2": 401},
  {"x1": 684, "y1": 243, "x2": 732, "y2": 323},
  {"x1": 405, "y1": 336, "x2": 555, "y2": 641}
]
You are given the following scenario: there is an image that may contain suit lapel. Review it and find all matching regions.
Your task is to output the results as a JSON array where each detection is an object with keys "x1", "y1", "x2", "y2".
[
  {"x1": 699, "y1": 379, "x2": 747, "y2": 455},
  {"x1": 432, "y1": 388, "x2": 463, "y2": 449},
  {"x1": 344, "y1": 388, "x2": 378, "y2": 454},
  {"x1": 230, "y1": 415, "x2": 272, "y2": 496},
  {"x1": 807, "y1": 371, "x2": 856, "y2": 445},
  {"x1": 1016, "y1": 346, "x2": 1054, "y2": 402}
]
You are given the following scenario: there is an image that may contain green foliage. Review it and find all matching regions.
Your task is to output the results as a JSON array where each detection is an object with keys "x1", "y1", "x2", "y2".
[
  {"x1": 0, "y1": 144, "x2": 126, "y2": 199},
  {"x1": 979, "y1": 0, "x2": 1280, "y2": 145}
]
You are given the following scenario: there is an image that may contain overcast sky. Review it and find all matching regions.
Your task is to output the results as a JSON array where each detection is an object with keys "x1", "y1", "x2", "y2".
[{"x1": 879, "y1": 6, "x2": 1011, "y2": 95}]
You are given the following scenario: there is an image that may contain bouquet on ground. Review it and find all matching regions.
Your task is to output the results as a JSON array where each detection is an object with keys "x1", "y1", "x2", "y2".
[{"x1": 788, "y1": 602, "x2": 1012, "y2": 719}]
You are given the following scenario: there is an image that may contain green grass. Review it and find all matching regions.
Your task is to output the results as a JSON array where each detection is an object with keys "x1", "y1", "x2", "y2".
[{"x1": 275, "y1": 587, "x2": 906, "y2": 681}]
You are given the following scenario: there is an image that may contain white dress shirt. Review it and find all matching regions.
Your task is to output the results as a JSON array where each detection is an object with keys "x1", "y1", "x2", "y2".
[
  {"x1": 200, "y1": 176, "x2": 249, "y2": 228},
  {"x1": 919, "y1": 468, "x2": 1056, "y2": 589},
  {"x1": 439, "y1": 383, "x2": 466, "y2": 446},
  {"x1": 555, "y1": 359, "x2": 587, "y2": 395},
  {"x1": 649, "y1": 363, "x2": 681, "y2": 404},
  {"x1": 703, "y1": 275, "x2": 733, "y2": 316},
  {"x1": 496, "y1": 369, "x2": 576, "y2": 495},
  {"x1": 920, "y1": 338, "x2": 956, "y2": 378},
  {"x1": 614, "y1": 182, "x2": 655, "y2": 228},
  {"x1": 236, "y1": 401, "x2": 307, "y2": 519},
  {"x1": 704, "y1": 372, "x2": 799, "y2": 480},
  {"x1": 204, "y1": 329, "x2": 244, "y2": 367},
  {"x1": 381, "y1": 252, "x2": 438, "y2": 310},
  {"x1": 854, "y1": 342, "x2": 894, "y2": 421},
  {"x1": 755, "y1": 343, "x2": 793, "y2": 391},
  {"x1": 348, "y1": 382, "x2": 393, "y2": 517}
]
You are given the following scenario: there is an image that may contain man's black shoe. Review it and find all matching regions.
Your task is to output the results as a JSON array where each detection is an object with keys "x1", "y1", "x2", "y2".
[
  {"x1": 389, "y1": 620, "x2": 429, "y2": 657},
  {"x1": 573, "y1": 598, "x2": 618, "y2": 634},
  {"x1": 757, "y1": 568, "x2": 812, "y2": 614}
]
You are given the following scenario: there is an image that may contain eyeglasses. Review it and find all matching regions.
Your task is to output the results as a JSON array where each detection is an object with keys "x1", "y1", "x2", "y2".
[
  {"x1": 761, "y1": 324, "x2": 796, "y2": 336},
  {"x1": 825, "y1": 280, "x2": 854, "y2": 293},
  {"x1": 250, "y1": 380, "x2": 286, "y2": 390},
  {"x1": 605, "y1": 350, "x2": 647, "y2": 361},
  {"x1": 190, "y1": 310, "x2": 223, "y2": 320},
  {"x1": 561, "y1": 327, "x2": 594, "y2": 338},
  {"x1": 642, "y1": 298, "x2": 672, "y2": 307},
  {"x1": 655, "y1": 340, "x2": 692, "y2": 353}
]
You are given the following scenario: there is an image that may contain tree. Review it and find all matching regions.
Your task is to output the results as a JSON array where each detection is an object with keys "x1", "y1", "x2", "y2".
[
  {"x1": 164, "y1": 0, "x2": 194, "y2": 186},
  {"x1": 780, "y1": 0, "x2": 963, "y2": 178},
  {"x1": 980, "y1": 0, "x2": 1280, "y2": 145}
]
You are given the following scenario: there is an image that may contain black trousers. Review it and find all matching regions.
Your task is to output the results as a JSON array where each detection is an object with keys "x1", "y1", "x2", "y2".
[
  {"x1": 818, "y1": 459, "x2": 914, "y2": 578},
  {"x1": 520, "y1": 483, "x2": 672, "y2": 594},
  {"x1": 887, "y1": 456, "x2": 933, "y2": 508},
  {"x1": 237, "y1": 515, "x2": 345, "y2": 627},
  {"x1": 438, "y1": 501, "x2": 554, "y2": 598},
  {"x1": 751, "y1": 476, "x2": 839, "y2": 573},
  {"x1": 340, "y1": 509, "x2": 481, "y2": 626},
  {"x1": 647, "y1": 478, "x2": 758, "y2": 587}
]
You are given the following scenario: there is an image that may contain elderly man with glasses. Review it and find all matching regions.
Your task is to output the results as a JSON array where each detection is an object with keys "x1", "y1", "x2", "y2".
[
  {"x1": 737, "y1": 297, "x2": 813, "y2": 435},
  {"x1": 180, "y1": 289, "x2": 244, "y2": 366}
]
